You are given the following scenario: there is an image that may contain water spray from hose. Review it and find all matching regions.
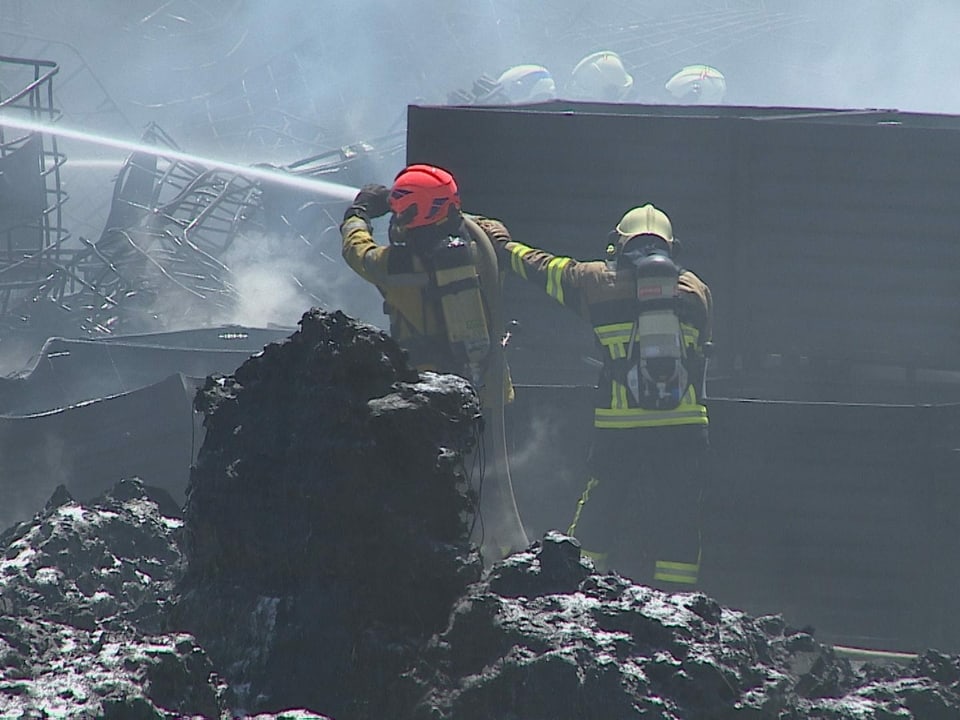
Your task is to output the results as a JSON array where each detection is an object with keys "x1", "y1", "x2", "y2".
[{"x1": 0, "y1": 111, "x2": 361, "y2": 200}]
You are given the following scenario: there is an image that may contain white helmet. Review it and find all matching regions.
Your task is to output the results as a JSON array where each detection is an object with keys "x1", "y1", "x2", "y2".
[
  {"x1": 569, "y1": 51, "x2": 634, "y2": 101},
  {"x1": 615, "y1": 205, "x2": 673, "y2": 244},
  {"x1": 665, "y1": 65, "x2": 726, "y2": 104},
  {"x1": 495, "y1": 64, "x2": 557, "y2": 104}
]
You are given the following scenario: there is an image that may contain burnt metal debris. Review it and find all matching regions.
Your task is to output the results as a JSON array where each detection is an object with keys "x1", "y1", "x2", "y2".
[
  {"x1": 0, "y1": 50, "x2": 403, "y2": 340},
  {"x1": 68, "y1": 123, "x2": 259, "y2": 335},
  {"x1": 0, "y1": 55, "x2": 70, "y2": 322}
]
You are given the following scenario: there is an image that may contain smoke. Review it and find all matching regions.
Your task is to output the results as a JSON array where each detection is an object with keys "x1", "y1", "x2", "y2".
[
  {"x1": 0, "y1": 429, "x2": 70, "y2": 531},
  {"x1": 1, "y1": 0, "x2": 958, "y2": 551},
  {"x1": 709, "y1": 0, "x2": 960, "y2": 113},
  {"x1": 504, "y1": 404, "x2": 589, "y2": 539},
  {"x1": 227, "y1": 257, "x2": 308, "y2": 329},
  {"x1": 819, "y1": 0, "x2": 960, "y2": 114},
  {"x1": 218, "y1": 230, "x2": 320, "y2": 329},
  {"x1": 217, "y1": 228, "x2": 387, "y2": 330},
  {"x1": 5, "y1": 1, "x2": 960, "y2": 140}
]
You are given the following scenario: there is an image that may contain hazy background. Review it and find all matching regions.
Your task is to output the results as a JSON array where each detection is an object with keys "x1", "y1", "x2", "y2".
[{"x1": 0, "y1": 0, "x2": 956, "y2": 334}]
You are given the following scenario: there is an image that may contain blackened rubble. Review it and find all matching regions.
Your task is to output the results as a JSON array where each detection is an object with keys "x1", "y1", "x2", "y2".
[
  {"x1": 406, "y1": 531, "x2": 960, "y2": 718},
  {"x1": 175, "y1": 309, "x2": 485, "y2": 717},
  {"x1": 3, "y1": 309, "x2": 960, "y2": 718},
  {"x1": 0, "y1": 479, "x2": 225, "y2": 718}
]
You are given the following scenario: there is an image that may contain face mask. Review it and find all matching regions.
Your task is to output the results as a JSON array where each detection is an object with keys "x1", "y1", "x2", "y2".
[{"x1": 618, "y1": 234, "x2": 672, "y2": 270}]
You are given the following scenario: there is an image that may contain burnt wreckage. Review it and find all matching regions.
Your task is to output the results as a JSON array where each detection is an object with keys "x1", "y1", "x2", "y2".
[{"x1": 0, "y1": 66, "x2": 402, "y2": 339}]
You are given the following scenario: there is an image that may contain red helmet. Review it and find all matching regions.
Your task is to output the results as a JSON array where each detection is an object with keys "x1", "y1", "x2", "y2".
[{"x1": 389, "y1": 164, "x2": 461, "y2": 229}]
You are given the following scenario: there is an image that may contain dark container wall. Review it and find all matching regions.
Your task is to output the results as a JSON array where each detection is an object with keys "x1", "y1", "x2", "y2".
[
  {"x1": 411, "y1": 102, "x2": 960, "y2": 652},
  {"x1": 407, "y1": 101, "x2": 960, "y2": 398}
]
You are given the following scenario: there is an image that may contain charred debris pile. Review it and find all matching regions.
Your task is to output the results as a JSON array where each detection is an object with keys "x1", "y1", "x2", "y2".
[{"x1": 1, "y1": 309, "x2": 960, "y2": 718}]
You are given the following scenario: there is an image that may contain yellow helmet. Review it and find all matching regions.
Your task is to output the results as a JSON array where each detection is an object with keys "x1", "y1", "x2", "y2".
[
  {"x1": 615, "y1": 204, "x2": 673, "y2": 244},
  {"x1": 569, "y1": 51, "x2": 634, "y2": 101},
  {"x1": 665, "y1": 65, "x2": 726, "y2": 104},
  {"x1": 495, "y1": 64, "x2": 557, "y2": 104}
]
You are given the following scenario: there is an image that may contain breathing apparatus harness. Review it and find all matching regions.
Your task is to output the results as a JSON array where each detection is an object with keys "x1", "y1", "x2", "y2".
[
  {"x1": 610, "y1": 233, "x2": 691, "y2": 411},
  {"x1": 389, "y1": 213, "x2": 493, "y2": 390}
]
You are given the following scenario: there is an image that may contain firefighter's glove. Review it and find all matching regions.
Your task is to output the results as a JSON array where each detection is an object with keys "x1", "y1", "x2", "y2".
[
  {"x1": 344, "y1": 183, "x2": 390, "y2": 224},
  {"x1": 477, "y1": 218, "x2": 513, "y2": 246}
]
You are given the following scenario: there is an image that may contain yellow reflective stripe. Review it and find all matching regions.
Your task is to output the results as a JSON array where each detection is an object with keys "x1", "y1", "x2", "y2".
[
  {"x1": 611, "y1": 380, "x2": 629, "y2": 410},
  {"x1": 681, "y1": 323, "x2": 700, "y2": 346},
  {"x1": 546, "y1": 257, "x2": 572, "y2": 304},
  {"x1": 509, "y1": 244, "x2": 534, "y2": 279},
  {"x1": 654, "y1": 560, "x2": 699, "y2": 584},
  {"x1": 595, "y1": 410, "x2": 708, "y2": 428},
  {"x1": 595, "y1": 323, "x2": 632, "y2": 360},
  {"x1": 595, "y1": 406, "x2": 708, "y2": 428},
  {"x1": 594, "y1": 384, "x2": 707, "y2": 428},
  {"x1": 594, "y1": 322, "x2": 633, "y2": 343}
]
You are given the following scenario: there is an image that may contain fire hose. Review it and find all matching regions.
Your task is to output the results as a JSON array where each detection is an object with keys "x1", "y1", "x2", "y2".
[{"x1": 464, "y1": 216, "x2": 530, "y2": 560}]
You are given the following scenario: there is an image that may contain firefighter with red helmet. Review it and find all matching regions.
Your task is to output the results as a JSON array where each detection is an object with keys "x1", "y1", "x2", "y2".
[
  {"x1": 341, "y1": 164, "x2": 529, "y2": 559},
  {"x1": 489, "y1": 204, "x2": 713, "y2": 589},
  {"x1": 340, "y1": 164, "x2": 510, "y2": 401}
]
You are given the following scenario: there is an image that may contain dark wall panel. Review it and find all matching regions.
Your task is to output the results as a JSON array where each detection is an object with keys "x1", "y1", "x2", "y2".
[
  {"x1": 508, "y1": 385, "x2": 960, "y2": 654},
  {"x1": 408, "y1": 104, "x2": 960, "y2": 400},
  {"x1": 412, "y1": 103, "x2": 960, "y2": 653},
  {"x1": 0, "y1": 373, "x2": 196, "y2": 531}
]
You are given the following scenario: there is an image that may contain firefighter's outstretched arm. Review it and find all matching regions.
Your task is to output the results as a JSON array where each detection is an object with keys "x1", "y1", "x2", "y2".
[
  {"x1": 479, "y1": 219, "x2": 584, "y2": 310},
  {"x1": 341, "y1": 184, "x2": 391, "y2": 284}
]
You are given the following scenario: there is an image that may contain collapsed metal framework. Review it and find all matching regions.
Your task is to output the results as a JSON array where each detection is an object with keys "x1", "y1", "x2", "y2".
[
  {"x1": 68, "y1": 123, "x2": 261, "y2": 334},
  {"x1": 0, "y1": 54, "x2": 70, "y2": 320},
  {"x1": 0, "y1": 50, "x2": 402, "y2": 338},
  {"x1": 65, "y1": 126, "x2": 404, "y2": 336},
  {"x1": 0, "y1": 55, "x2": 261, "y2": 339}
]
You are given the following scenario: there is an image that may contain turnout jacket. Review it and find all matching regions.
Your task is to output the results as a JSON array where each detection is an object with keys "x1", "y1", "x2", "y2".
[
  {"x1": 341, "y1": 214, "x2": 514, "y2": 404},
  {"x1": 488, "y1": 224, "x2": 712, "y2": 429}
]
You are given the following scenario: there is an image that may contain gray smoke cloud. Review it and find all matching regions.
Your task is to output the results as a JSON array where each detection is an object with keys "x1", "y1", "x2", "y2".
[{"x1": 7, "y1": 2, "x2": 959, "y2": 139}]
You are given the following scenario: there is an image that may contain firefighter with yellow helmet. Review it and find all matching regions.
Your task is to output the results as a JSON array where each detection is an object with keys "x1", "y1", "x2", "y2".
[
  {"x1": 489, "y1": 204, "x2": 713, "y2": 588},
  {"x1": 568, "y1": 50, "x2": 635, "y2": 102},
  {"x1": 341, "y1": 164, "x2": 528, "y2": 560}
]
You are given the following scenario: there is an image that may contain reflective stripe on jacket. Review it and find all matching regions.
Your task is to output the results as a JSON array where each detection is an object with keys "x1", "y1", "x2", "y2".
[
  {"x1": 497, "y1": 238, "x2": 712, "y2": 429},
  {"x1": 341, "y1": 215, "x2": 451, "y2": 370},
  {"x1": 592, "y1": 320, "x2": 707, "y2": 428}
]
